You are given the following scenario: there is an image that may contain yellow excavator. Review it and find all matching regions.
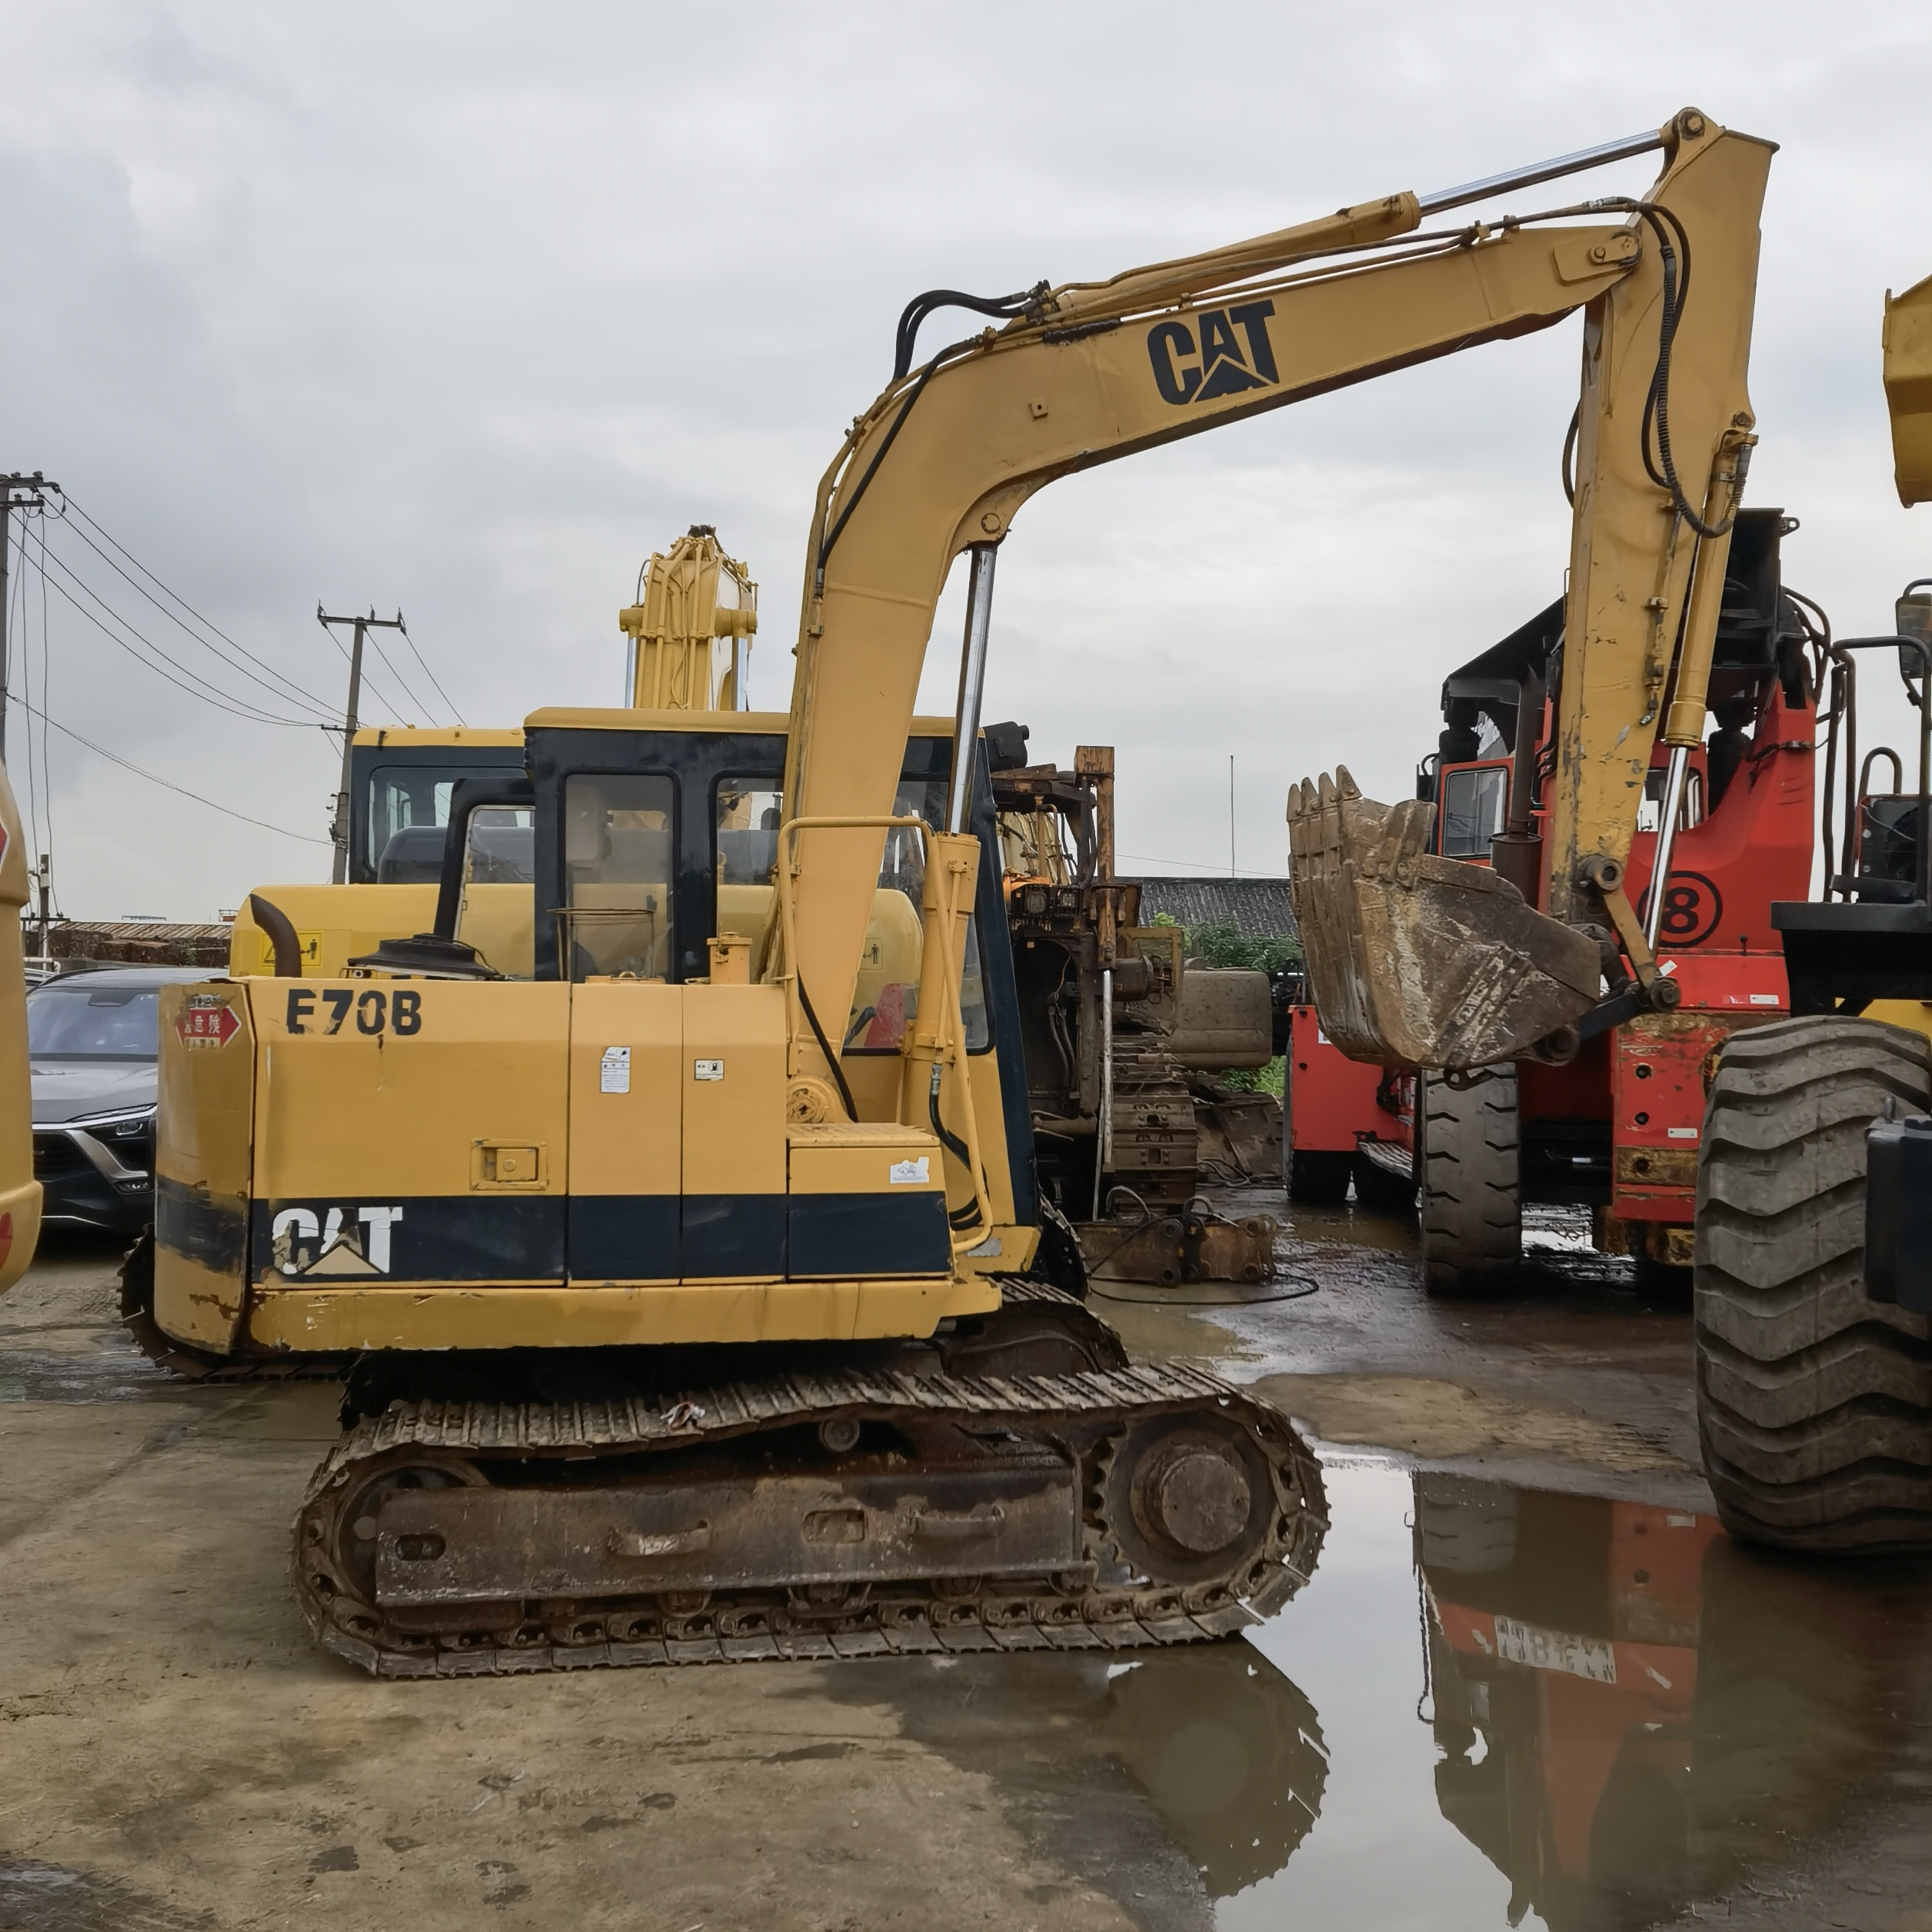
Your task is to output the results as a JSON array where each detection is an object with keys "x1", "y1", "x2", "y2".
[
  {"x1": 141, "y1": 108, "x2": 1767, "y2": 1674},
  {"x1": 0, "y1": 757, "x2": 40, "y2": 1296}
]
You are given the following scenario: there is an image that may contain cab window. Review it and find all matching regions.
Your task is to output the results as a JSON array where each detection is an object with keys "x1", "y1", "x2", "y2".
[
  {"x1": 846, "y1": 778, "x2": 991, "y2": 1054},
  {"x1": 1440, "y1": 764, "x2": 1508, "y2": 858},
  {"x1": 713, "y1": 779, "x2": 783, "y2": 978},
  {"x1": 1636, "y1": 767, "x2": 1704, "y2": 833},
  {"x1": 367, "y1": 764, "x2": 510, "y2": 881},
  {"x1": 560, "y1": 774, "x2": 676, "y2": 981}
]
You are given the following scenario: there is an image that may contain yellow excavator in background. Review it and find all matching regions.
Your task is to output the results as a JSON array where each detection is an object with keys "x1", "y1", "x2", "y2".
[
  {"x1": 0, "y1": 757, "x2": 41, "y2": 1296},
  {"x1": 140, "y1": 108, "x2": 1767, "y2": 1674}
]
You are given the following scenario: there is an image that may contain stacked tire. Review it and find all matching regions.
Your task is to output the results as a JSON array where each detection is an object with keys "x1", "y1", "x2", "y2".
[{"x1": 1695, "y1": 1015, "x2": 1932, "y2": 1550}]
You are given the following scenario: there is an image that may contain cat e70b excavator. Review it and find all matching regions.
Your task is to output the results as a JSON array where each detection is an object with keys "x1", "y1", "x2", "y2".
[{"x1": 143, "y1": 108, "x2": 1767, "y2": 1674}]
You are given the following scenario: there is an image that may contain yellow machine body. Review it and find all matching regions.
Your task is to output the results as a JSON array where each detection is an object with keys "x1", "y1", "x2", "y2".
[
  {"x1": 160, "y1": 708, "x2": 1032, "y2": 1358},
  {"x1": 153, "y1": 974, "x2": 986, "y2": 1356},
  {"x1": 1884, "y1": 271, "x2": 1932, "y2": 509},
  {"x1": 0, "y1": 759, "x2": 40, "y2": 1295},
  {"x1": 620, "y1": 526, "x2": 758, "y2": 712}
]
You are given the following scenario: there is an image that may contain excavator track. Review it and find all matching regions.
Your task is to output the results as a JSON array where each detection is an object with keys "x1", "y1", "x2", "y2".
[
  {"x1": 295, "y1": 1345, "x2": 1327, "y2": 1678},
  {"x1": 117, "y1": 1236, "x2": 349, "y2": 1383}
]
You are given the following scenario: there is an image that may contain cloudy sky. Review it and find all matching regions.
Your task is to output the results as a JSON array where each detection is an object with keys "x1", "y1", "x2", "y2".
[{"x1": 3, "y1": 2, "x2": 1929, "y2": 918}]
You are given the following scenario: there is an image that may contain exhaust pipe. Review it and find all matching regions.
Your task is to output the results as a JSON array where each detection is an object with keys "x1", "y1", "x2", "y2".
[{"x1": 249, "y1": 894, "x2": 302, "y2": 978}]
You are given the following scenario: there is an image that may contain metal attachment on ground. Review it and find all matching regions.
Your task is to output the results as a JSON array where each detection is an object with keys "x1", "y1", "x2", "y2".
[{"x1": 1074, "y1": 1190, "x2": 1277, "y2": 1288}]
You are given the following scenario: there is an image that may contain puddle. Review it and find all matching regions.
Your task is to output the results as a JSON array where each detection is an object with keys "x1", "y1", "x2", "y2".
[
  {"x1": 825, "y1": 1457, "x2": 1932, "y2": 1929},
  {"x1": 0, "y1": 1341, "x2": 181, "y2": 1404}
]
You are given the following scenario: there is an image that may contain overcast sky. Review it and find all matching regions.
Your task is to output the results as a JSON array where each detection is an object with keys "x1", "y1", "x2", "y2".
[{"x1": 3, "y1": 2, "x2": 1929, "y2": 918}]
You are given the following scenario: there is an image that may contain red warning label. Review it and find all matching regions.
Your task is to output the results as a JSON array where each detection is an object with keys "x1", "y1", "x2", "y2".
[{"x1": 176, "y1": 1005, "x2": 240, "y2": 1049}]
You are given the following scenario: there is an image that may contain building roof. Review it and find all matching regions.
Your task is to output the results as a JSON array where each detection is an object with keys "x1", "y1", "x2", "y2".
[{"x1": 1124, "y1": 876, "x2": 1297, "y2": 940}]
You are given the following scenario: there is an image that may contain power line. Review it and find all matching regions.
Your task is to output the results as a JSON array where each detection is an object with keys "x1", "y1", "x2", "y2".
[
  {"x1": 57, "y1": 495, "x2": 343, "y2": 719},
  {"x1": 315, "y1": 616, "x2": 414, "y2": 724},
  {"x1": 3, "y1": 684, "x2": 330, "y2": 844},
  {"x1": 396, "y1": 615, "x2": 465, "y2": 726},
  {"x1": 39, "y1": 531, "x2": 326, "y2": 726},
  {"x1": 1118, "y1": 851, "x2": 1290, "y2": 878},
  {"x1": 38, "y1": 551, "x2": 329, "y2": 728},
  {"x1": 361, "y1": 625, "x2": 437, "y2": 724}
]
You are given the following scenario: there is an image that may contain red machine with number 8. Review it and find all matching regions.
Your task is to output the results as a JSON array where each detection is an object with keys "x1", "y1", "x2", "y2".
[{"x1": 1285, "y1": 509, "x2": 1815, "y2": 1291}]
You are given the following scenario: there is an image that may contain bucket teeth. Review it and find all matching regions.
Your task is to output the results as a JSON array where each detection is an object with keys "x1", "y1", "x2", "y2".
[{"x1": 1287, "y1": 769, "x2": 1601, "y2": 1069}]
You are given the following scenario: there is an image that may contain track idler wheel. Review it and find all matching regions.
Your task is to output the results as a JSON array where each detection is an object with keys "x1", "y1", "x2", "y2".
[
  {"x1": 1287, "y1": 766, "x2": 1601, "y2": 1068},
  {"x1": 1104, "y1": 1412, "x2": 1275, "y2": 1586}
]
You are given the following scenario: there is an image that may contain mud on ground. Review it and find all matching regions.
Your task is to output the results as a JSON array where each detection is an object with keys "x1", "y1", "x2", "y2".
[{"x1": 3, "y1": 1201, "x2": 1930, "y2": 1932}]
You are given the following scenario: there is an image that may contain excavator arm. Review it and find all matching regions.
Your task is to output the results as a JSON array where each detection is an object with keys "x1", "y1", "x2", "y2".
[{"x1": 779, "y1": 108, "x2": 1772, "y2": 1079}]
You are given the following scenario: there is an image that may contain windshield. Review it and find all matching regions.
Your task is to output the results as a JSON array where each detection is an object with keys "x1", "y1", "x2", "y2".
[
  {"x1": 366, "y1": 764, "x2": 516, "y2": 878},
  {"x1": 28, "y1": 983, "x2": 163, "y2": 1060}
]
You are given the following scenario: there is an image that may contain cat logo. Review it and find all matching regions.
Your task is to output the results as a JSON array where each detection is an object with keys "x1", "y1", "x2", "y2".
[
  {"x1": 1147, "y1": 299, "x2": 1278, "y2": 406},
  {"x1": 271, "y1": 1204, "x2": 405, "y2": 1277}
]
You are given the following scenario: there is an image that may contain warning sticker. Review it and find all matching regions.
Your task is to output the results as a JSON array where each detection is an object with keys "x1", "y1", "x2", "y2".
[
  {"x1": 600, "y1": 1046, "x2": 631, "y2": 1094},
  {"x1": 888, "y1": 1158, "x2": 930, "y2": 1186},
  {"x1": 175, "y1": 1005, "x2": 239, "y2": 1050},
  {"x1": 693, "y1": 1058, "x2": 724, "y2": 1082}
]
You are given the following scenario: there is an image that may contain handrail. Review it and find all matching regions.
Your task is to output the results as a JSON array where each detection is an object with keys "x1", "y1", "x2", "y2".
[
  {"x1": 1817, "y1": 636, "x2": 1932, "y2": 904},
  {"x1": 774, "y1": 812, "x2": 994, "y2": 1244},
  {"x1": 774, "y1": 814, "x2": 928, "y2": 1114}
]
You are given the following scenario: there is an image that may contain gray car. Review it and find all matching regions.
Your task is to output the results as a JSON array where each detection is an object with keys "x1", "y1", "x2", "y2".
[{"x1": 28, "y1": 966, "x2": 212, "y2": 1233}]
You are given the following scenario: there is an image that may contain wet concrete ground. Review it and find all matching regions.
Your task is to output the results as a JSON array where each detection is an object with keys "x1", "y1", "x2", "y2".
[{"x1": 4, "y1": 1201, "x2": 1931, "y2": 1931}]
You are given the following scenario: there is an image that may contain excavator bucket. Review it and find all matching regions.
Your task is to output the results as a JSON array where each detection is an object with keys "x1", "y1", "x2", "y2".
[
  {"x1": 1287, "y1": 768, "x2": 1602, "y2": 1070},
  {"x1": 1884, "y1": 271, "x2": 1932, "y2": 508}
]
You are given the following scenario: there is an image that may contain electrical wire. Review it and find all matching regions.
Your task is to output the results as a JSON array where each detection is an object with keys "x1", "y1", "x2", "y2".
[
  {"x1": 1117, "y1": 851, "x2": 1290, "y2": 878},
  {"x1": 361, "y1": 624, "x2": 439, "y2": 726},
  {"x1": 2, "y1": 685, "x2": 330, "y2": 844},
  {"x1": 54, "y1": 498, "x2": 341, "y2": 721},
  {"x1": 396, "y1": 617, "x2": 465, "y2": 727},
  {"x1": 37, "y1": 550, "x2": 326, "y2": 728},
  {"x1": 313, "y1": 617, "x2": 415, "y2": 726}
]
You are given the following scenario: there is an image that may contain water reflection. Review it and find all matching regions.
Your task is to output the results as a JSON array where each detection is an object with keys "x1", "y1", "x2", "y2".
[
  {"x1": 1414, "y1": 1474, "x2": 1932, "y2": 1929},
  {"x1": 821, "y1": 1638, "x2": 1328, "y2": 1921},
  {"x1": 1104, "y1": 1642, "x2": 1327, "y2": 1897}
]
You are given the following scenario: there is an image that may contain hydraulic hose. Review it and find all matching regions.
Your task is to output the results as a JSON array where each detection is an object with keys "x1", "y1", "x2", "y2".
[
  {"x1": 796, "y1": 978, "x2": 858, "y2": 1121},
  {"x1": 893, "y1": 282, "x2": 1048, "y2": 381}
]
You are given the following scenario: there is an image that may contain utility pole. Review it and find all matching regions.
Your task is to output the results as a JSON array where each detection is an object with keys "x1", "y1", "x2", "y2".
[
  {"x1": 0, "y1": 471, "x2": 58, "y2": 762},
  {"x1": 318, "y1": 605, "x2": 405, "y2": 884},
  {"x1": 1229, "y1": 754, "x2": 1236, "y2": 877}
]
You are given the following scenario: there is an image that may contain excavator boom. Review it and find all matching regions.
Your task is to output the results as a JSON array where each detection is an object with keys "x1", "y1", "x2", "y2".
[
  {"x1": 1289, "y1": 112, "x2": 1770, "y2": 1066},
  {"x1": 783, "y1": 109, "x2": 1771, "y2": 1079}
]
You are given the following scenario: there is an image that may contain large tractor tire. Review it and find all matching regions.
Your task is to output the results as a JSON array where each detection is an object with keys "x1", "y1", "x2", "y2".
[
  {"x1": 1695, "y1": 1014, "x2": 1932, "y2": 1551},
  {"x1": 1418, "y1": 1068, "x2": 1521, "y2": 1296}
]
